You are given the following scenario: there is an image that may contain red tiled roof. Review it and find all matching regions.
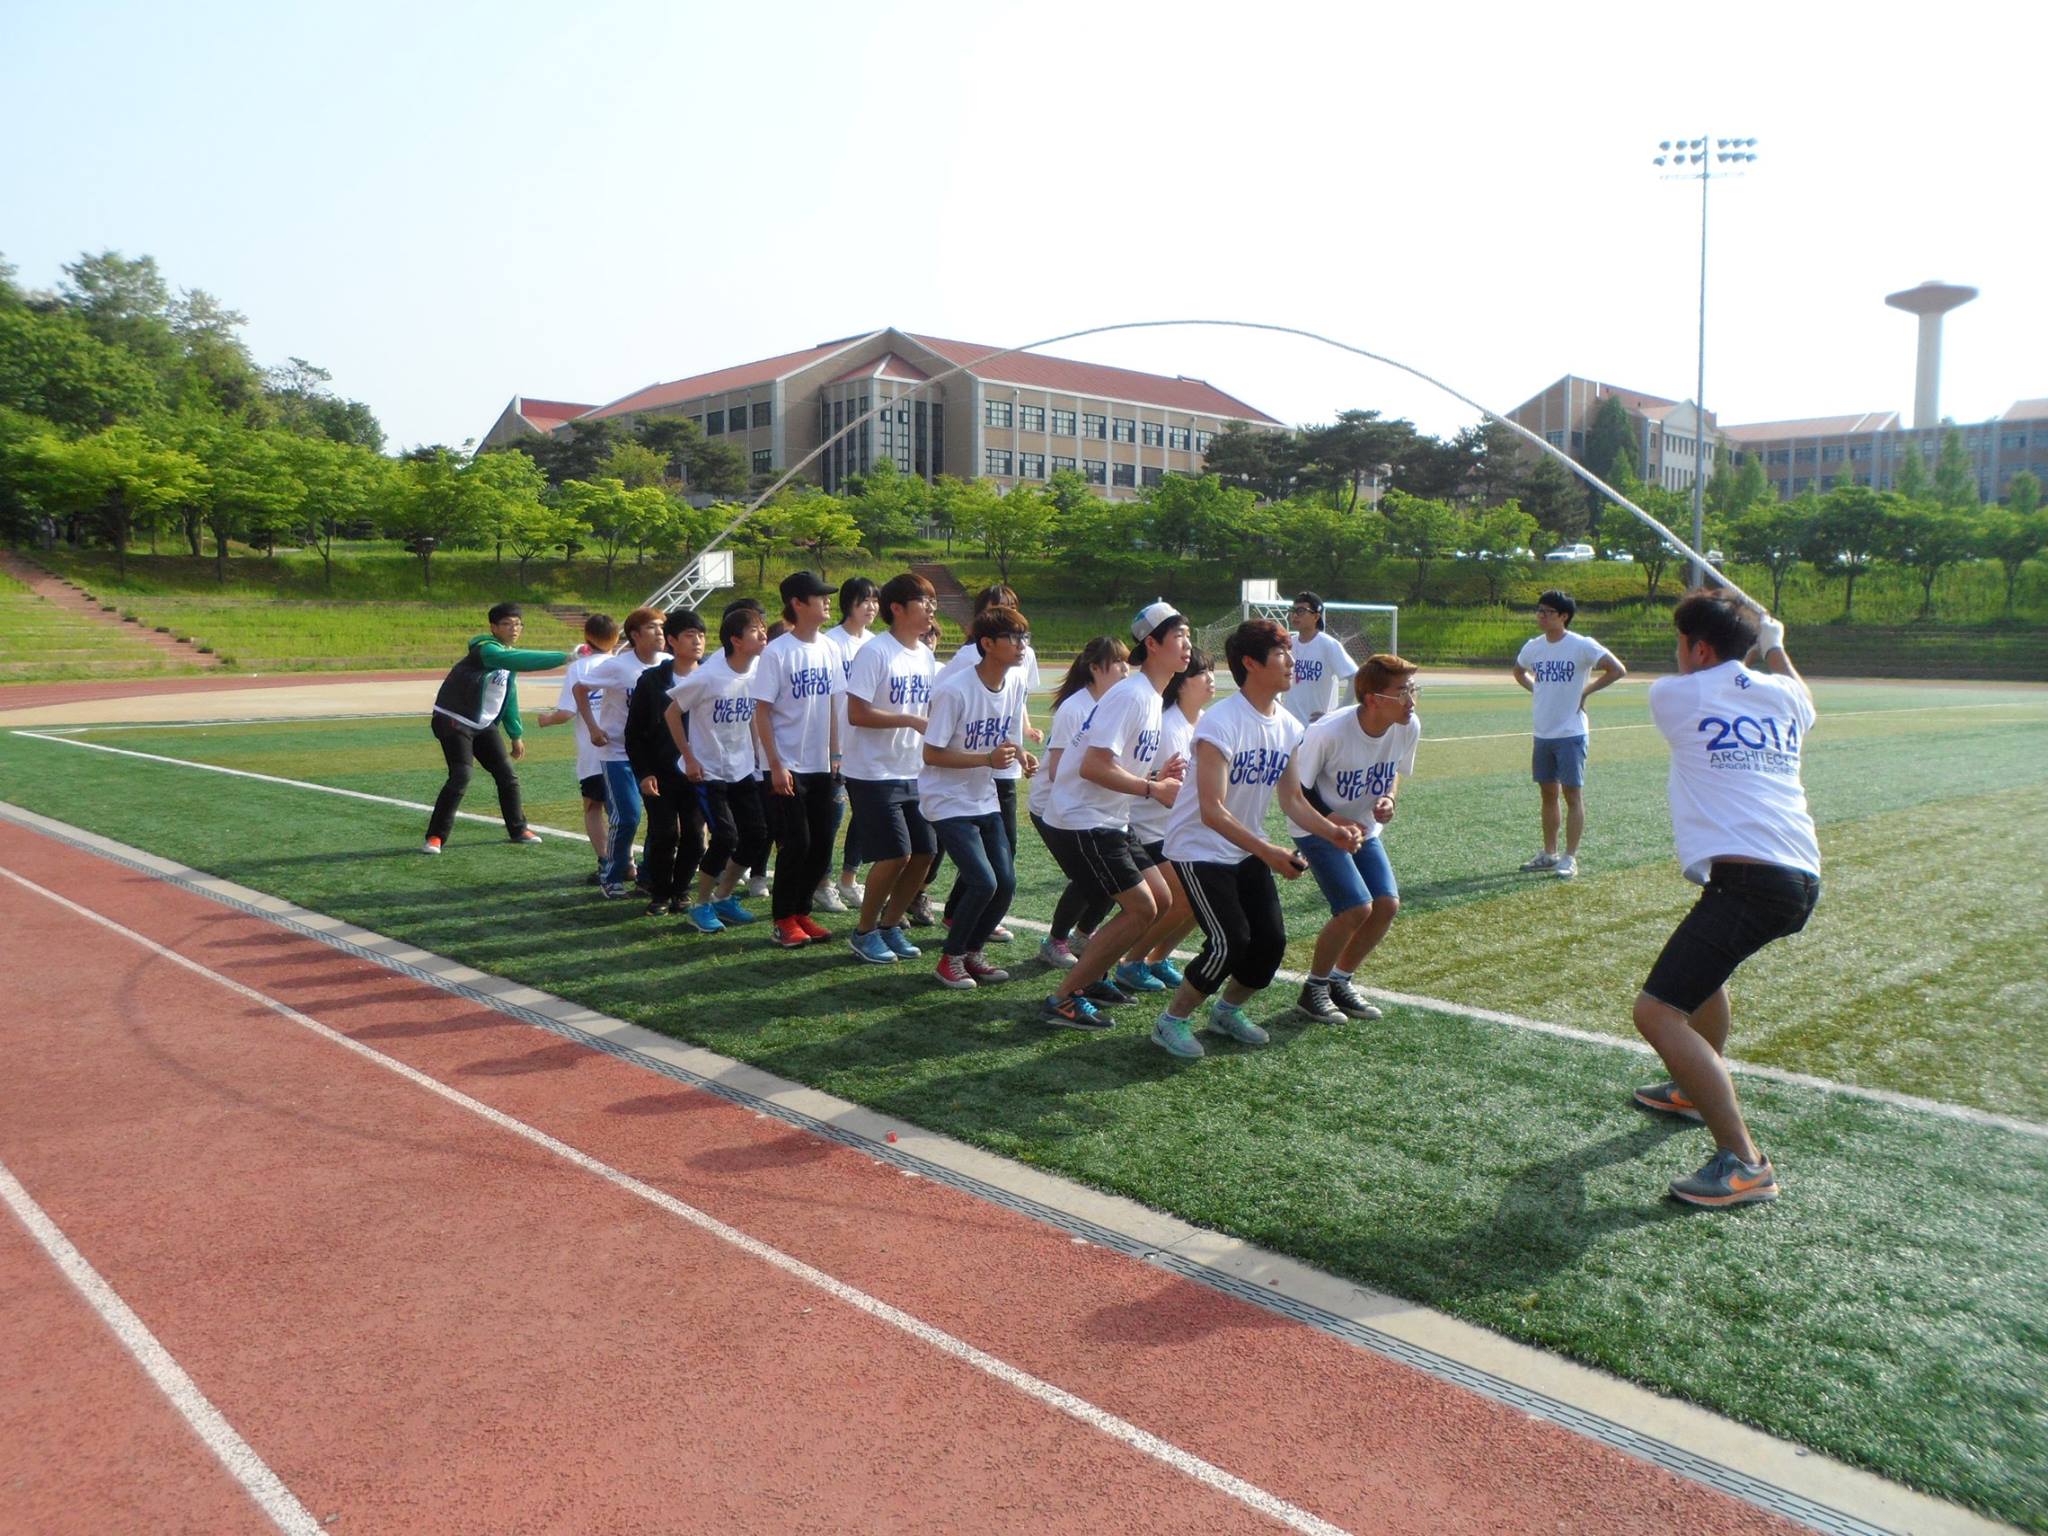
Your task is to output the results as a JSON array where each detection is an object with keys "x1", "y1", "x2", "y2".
[
  {"x1": 830, "y1": 352, "x2": 929, "y2": 384},
  {"x1": 518, "y1": 397, "x2": 593, "y2": 428},
  {"x1": 1723, "y1": 411, "x2": 1901, "y2": 442},
  {"x1": 2003, "y1": 398, "x2": 2048, "y2": 422},
  {"x1": 905, "y1": 333, "x2": 1280, "y2": 424},
  {"x1": 586, "y1": 334, "x2": 882, "y2": 420}
]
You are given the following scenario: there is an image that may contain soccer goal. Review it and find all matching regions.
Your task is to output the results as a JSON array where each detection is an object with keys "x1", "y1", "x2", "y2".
[{"x1": 1195, "y1": 578, "x2": 1398, "y2": 666}]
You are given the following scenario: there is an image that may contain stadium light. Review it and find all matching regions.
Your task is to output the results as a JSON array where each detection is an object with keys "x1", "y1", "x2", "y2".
[{"x1": 1653, "y1": 132, "x2": 1760, "y2": 588}]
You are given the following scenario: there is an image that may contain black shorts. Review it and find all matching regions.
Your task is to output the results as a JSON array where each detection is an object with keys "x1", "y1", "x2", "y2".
[
  {"x1": 1140, "y1": 838, "x2": 1166, "y2": 867},
  {"x1": 1039, "y1": 821, "x2": 1151, "y2": 902},
  {"x1": 1642, "y1": 862, "x2": 1820, "y2": 1015},
  {"x1": 844, "y1": 777, "x2": 936, "y2": 861},
  {"x1": 578, "y1": 773, "x2": 605, "y2": 804}
]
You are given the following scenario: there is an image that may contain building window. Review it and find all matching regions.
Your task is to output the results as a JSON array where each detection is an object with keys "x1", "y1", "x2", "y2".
[
  {"x1": 986, "y1": 400, "x2": 1013, "y2": 428},
  {"x1": 690, "y1": 415, "x2": 703, "y2": 431},
  {"x1": 1850, "y1": 443, "x2": 1872, "y2": 460},
  {"x1": 1112, "y1": 462, "x2": 1137, "y2": 487},
  {"x1": 1195, "y1": 430, "x2": 1214, "y2": 454},
  {"x1": 752, "y1": 450, "x2": 772, "y2": 474},
  {"x1": 706, "y1": 410, "x2": 725, "y2": 435},
  {"x1": 1051, "y1": 455, "x2": 1076, "y2": 473},
  {"x1": 985, "y1": 449, "x2": 1013, "y2": 476},
  {"x1": 1821, "y1": 445, "x2": 1845, "y2": 463},
  {"x1": 1019, "y1": 453, "x2": 1046, "y2": 479},
  {"x1": 1795, "y1": 446, "x2": 1816, "y2": 462},
  {"x1": 1141, "y1": 466, "x2": 1165, "y2": 487},
  {"x1": 752, "y1": 402, "x2": 772, "y2": 428},
  {"x1": 1112, "y1": 417, "x2": 1137, "y2": 444},
  {"x1": 1018, "y1": 404, "x2": 1045, "y2": 432},
  {"x1": 1141, "y1": 421, "x2": 1164, "y2": 447},
  {"x1": 1790, "y1": 476, "x2": 1809, "y2": 492},
  {"x1": 2004, "y1": 432, "x2": 2028, "y2": 450},
  {"x1": 1768, "y1": 449, "x2": 1791, "y2": 465},
  {"x1": 1571, "y1": 431, "x2": 1585, "y2": 454},
  {"x1": 1545, "y1": 429, "x2": 1565, "y2": 448},
  {"x1": 1083, "y1": 413, "x2": 1108, "y2": 440},
  {"x1": 1052, "y1": 409, "x2": 1077, "y2": 436},
  {"x1": 1168, "y1": 426, "x2": 1191, "y2": 451},
  {"x1": 1083, "y1": 458, "x2": 1107, "y2": 485}
]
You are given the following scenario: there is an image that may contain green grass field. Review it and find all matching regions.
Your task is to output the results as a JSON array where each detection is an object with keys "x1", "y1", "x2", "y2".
[{"x1": 3, "y1": 676, "x2": 2046, "y2": 1527}]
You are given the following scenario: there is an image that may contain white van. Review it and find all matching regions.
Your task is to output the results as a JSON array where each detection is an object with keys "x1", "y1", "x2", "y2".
[{"x1": 1544, "y1": 542, "x2": 1596, "y2": 563}]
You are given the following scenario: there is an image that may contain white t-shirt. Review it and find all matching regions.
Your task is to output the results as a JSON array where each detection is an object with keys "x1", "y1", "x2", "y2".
[
  {"x1": 584, "y1": 649, "x2": 669, "y2": 764},
  {"x1": 1283, "y1": 630, "x2": 1361, "y2": 725},
  {"x1": 1162, "y1": 692, "x2": 1305, "y2": 866},
  {"x1": 556, "y1": 649, "x2": 612, "y2": 779},
  {"x1": 1516, "y1": 630, "x2": 1616, "y2": 740},
  {"x1": 825, "y1": 623, "x2": 872, "y2": 753},
  {"x1": 750, "y1": 631, "x2": 838, "y2": 775},
  {"x1": 843, "y1": 630, "x2": 937, "y2": 781},
  {"x1": 1649, "y1": 661, "x2": 1820, "y2": 885},
  {"x1": 1129, "y1": 702, "x2": 1198, "y2": 843},
  {"x1": 668, "y1": 651, "x2": 759, "y2": 784},
  {"x1": 1045, "y1": 672, "x2": 1164, "y2": 832},
  {"x1": 938, "y1": 641, "x2": 1041, "y2": 781},
  {"x1": 1285, "y1": 707, "x2": 1420, "y2": 840},
  {"x1": 918, "y1": 665, "x2": 1030, "y2": 823}
]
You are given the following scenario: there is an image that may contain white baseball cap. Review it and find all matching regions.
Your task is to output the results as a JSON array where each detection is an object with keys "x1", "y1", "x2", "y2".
[{"x1": 1130, "y1": 600, "x2": 1183, "y2": 644}]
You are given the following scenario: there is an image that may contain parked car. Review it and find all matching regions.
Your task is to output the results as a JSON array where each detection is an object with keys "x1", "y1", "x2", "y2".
[
  {"x1": 1704, "y1": 548, "x2": 1726, "y2": 564},
  {"x1": 1605, "y1": 550, "x2": 1634, "y2": 563},
  {"x1": 1544, "y1": 543, "x2": 1596, "y2": 563}
]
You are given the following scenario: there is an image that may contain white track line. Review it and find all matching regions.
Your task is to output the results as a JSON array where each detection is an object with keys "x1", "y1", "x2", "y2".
[
  {"x1": 12, "y1": 726, "x2": 2047, "y2": 1141},
  {"x1": 1419, "y1": 699, "x2": 2042, "y2": 745},
  {"x1": 0, "y1": 865, "x2": 1350, "y2": 1536},
  {"x1": 0, "y1": 1159, "x2": 323, "y2": 1536}
]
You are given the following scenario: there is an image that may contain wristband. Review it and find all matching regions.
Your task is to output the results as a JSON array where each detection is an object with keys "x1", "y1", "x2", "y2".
[{"x1": 1142, "y1": 780, "x2": 1151, "y2": 800}]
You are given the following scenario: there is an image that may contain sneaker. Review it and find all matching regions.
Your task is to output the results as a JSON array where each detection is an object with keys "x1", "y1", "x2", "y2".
[
  {"x1": 850, "y1": 929, "x2": 898, "y2": 965},
  {"x1": 1669, "y1": 1148, "x2": 1779, "y2": 1208},
  {"x1": 421, "y1": 837, "x2": 443, "y2": 855},
  {"x1": 599, "y1": 882, "x2": 628, "y2": 900},
  {"x1": 906, "y1": 893, "x2": 936, "y2": 928},
  {"x1": 795, "y1": 914, "x2": 832, "y2": 941},
  {"x1": 746, "y1": 873, "x2": 771, "y2": 900},
  {"x1": 1520, "y1": 851, "x2": 1559, "y2": 872},
  {"x1": 1295, "y1": 982, "x2": 1347, "y2": 1025},
  {"x1": 1147, "y1": 958, "x2": 1185, "y2": 988},
  {"x1": 1554, "y1": 854, "x2": 1578, "y2": 879},
  {"x1": 509, "y1": 829, "x2": 544, "y2": 845},
  {"x1": 964, "y1": 953, "x2": 1010, "y2": 984},
  {"x1": 985, "y1": 925, "x2": 1015, "y2": 945},
  {"x1": 1150, "y1": 1014, "x2": 1206, "y2": 1060},
  {"x1": 1326, "y1": 978, "x2": 1383, "y2": 1021},
  {"x1": 770, "y1": 916, "x2": 810, "y2": 948},
  {"x1": 1205, "y1": 1000, "x2": 1270, "y2": 1046},
  {"x1": 686, "y1": 903, "x2": 725, "y2": 934},
  {"x1": 1039, "y1": 994, "x2": 1112, "y2": 1030},
  {"x1": 934, "y1": 954, "x2": 976, "y2": 989},
  {"x1": 712, "y1": 896, "x2": 756, "y2": 926},
  {"x1": 880, "y1": 924, "x2": 921, "y2": 959},
  {"x1": 1083, "y1": 978, "x2": 1132, "y2": 1006},
  {"x1": 838, "y1": 877, "x2": 866, "y2": 904},
  {"x1": 1633, "y1": 1080, "x2": 1704, "y2": 1123},
  {"x1": 1115, "y1": 960, "x2": 1166, "y2": 993},
  {"x1": 1039, "y1": 937, "x2": 1079, "y2": 970},
  {"x1": 813, "y1": 881, "x2": 848, "y2": 913},
  {"x1": 645, "y1": 898, "x2": 668, "y2": 917}
]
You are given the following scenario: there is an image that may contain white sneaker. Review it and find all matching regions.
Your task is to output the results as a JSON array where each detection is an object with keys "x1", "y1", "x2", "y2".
[
  {"x1": 1554, "y1": 854, "x2": 1578, "y2": 879},
  {"x1": 813, "y1": 881, "x2": 848, "y2": 913},
  {"x1": 746, "y1": 874, "x2": 771, "y2": 900},
  {"x1": 1520, "y1": 851, "x2": 1559, "y2": 872},
  {"x1": 839, "y1": 877, "x2": 866, "y2": 903}
]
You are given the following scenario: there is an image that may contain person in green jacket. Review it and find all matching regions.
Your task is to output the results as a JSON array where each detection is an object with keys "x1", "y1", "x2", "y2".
[{"x1": 423, "y1": 603, "x2": 571, "y2": 853}]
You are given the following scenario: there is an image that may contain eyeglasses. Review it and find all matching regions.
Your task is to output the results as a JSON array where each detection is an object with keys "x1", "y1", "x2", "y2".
[{"x1": 1374, "y1": 686, "x2": 1422, "y2": 700}]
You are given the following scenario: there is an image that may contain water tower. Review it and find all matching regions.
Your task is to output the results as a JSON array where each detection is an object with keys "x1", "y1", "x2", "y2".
[{"x1": 1884, "y1": 280, "x2": 1977, "y2": 428}]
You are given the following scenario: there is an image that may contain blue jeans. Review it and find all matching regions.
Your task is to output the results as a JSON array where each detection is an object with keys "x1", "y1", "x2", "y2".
[
  {"x1": 1293, "y1": 831, "x2": 1397, "y2": 916},
  {"x1": 932, "y1": 813, "x2": 1015, "y2": 957},
  {"x1": 600, "y1": 760, "x2": 643, "y2": 886}
]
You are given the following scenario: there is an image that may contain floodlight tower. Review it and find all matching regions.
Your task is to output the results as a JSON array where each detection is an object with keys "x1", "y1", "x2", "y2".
[
  {"x1": 1653, "y1": 134, "x2": 1758, "y2": 587},
  {"x1": 1885, "y1": 280, "x2": 1977, "y2": 429}
]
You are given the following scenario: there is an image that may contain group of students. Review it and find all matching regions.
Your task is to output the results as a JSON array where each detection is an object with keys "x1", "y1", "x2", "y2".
[{"x1": 425, "y1": 576, "x2": 1822, "y2": 1210}]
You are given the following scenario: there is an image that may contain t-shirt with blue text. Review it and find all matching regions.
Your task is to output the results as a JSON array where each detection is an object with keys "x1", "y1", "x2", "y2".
[
  {"x1": 1128, "y1": 702, "x2": 1198, "y2": 843},
  {"x1": 667, "y1": 651, "x2": 759, "y2": 784},
  {"x1": 1282, "y1": 630, "x2": 1361, "y2": 725},
  {"x1": 1162, "y1": 691, "x2": 1305, "y2": 866},
  {"x1": 1516, "y1": 630, "x2": 1615, "y2": 739},
  {"x1": 843, "y1": 630, "x2": 937, "y2": 781},
  {"x1": 1044, "y1": 672, "x2": 1164, "y2": 832},
  {"x1": 1285, "y1": 707, "x2": 1420, "y2": 840},
  {"x1": 749, "y1": 631, "x2": 837, "y2": 775},
  {"x1": 917, "y1": 665, "x2": 1031, "y2": 823},
  {"x1": 938, "y1": 641, "x2": 1041, "y2": 781},
  {"x1": 1649, "y1": 660, "x2": 1819, "y2": 884},
  {"x1": 584, "y1": 649, "x2": 669, "y2": 764}
]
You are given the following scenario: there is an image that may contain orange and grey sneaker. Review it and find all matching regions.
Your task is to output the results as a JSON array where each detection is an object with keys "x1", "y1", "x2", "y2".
[
  {"x1": 771, "y1": 916, "x2": 811, "y2": 948},
  {"x1": 1634, "y1": 1080, "x2": 1705, "y2": 1123},
  {"x1": 795, "y1": 914, "x2": 832, "y2": 941},
  {"x1": 1669, "y1": 1148, "x2": 1779, "y2": 1208},
  {"x1": 421, "y1": 836, "x2": 443, "y2": 855}
]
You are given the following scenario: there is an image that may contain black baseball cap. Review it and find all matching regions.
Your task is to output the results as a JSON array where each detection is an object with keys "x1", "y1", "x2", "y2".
[{"x1": 780, "y1": 570, "x2": 833, "y2": 603}]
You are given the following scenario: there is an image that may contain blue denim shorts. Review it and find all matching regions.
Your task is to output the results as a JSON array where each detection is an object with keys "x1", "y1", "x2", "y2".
[
  {"x1": 1531, "y1": 734, "x2": 1588, "y2": 787},
  {"x1": 1293, "y1": 832, "x2": 1397, "y2": 915}
]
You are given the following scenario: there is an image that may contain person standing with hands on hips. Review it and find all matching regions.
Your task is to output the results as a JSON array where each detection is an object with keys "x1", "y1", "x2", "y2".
[
  {"x1": 1282, "y1": 590, "x2": 1360, "y2": 727},
  {"x1": 1512, "y1": 590, "x2": 1625, "y2": 879}
]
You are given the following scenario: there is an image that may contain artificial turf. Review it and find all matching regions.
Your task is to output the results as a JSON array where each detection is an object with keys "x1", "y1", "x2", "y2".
[{"x1": 3, "y1": 676, "x2": 2045, "y2": 1528}]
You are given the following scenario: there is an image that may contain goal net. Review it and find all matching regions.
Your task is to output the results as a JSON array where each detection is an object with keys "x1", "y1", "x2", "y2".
[{"x1": 1194, "y1": 580, "x2": 1399, "y2": 669}]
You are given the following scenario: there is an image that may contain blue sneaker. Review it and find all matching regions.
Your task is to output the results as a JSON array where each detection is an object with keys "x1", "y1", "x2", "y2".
[
  {"x1": 686, "y1": 903, "x2": 725, "y2": 934},
  {"x1": 1150, "y1": 1014, "x2": 1205, "y2": 1060},
  {"x1": 1115, "y1": 960, "x2": 1166, "y2": 993},
  {"x1": 712, "y1": 896, "x2": 756, "y2": 925},
  {"x1": 850, "y1": 928, "x2": 898, "y2": 965},
  {"x1": 1147, "y1": 958, "x2": 1185, "y2": 988},
  {"x1": 1204, "y1": 1000, "x2": 1270, "y2": 1046},
  {"x1": 880, "y1": 924, "x2": 921, "y2": 959}
]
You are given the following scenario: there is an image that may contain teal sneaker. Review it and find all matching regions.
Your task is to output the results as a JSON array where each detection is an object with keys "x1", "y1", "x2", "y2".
[
  {"x1": 1115, "y1": 960, "x2": 1166, "y2": 993},
  {"x1": 686, "y1": 903, "x2": 725, "y2": 934},
  {"x1": 1205, "y1": 1000, "x2": 1270, "y2": 1046},
  {"x1": 880, "y1": 924, "x2": 921, "y2": 959},
  {"x1": 712, "y1": 896, "x2": 756, "y2": 925},
  {"x1": 1150, "y1": 1014, "x2": 1205, "y2": 1060},
  {"x1": 1147, "y1": 958, "x2": 1184, "y2": 987},
  {"x1": 849, "y1": 928, "x2": 898, "y2": 965}
]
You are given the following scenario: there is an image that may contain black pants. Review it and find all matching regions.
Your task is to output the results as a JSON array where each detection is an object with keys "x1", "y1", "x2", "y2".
[
  {"x1": 1175, "y1": 856, "x2": 1287, "y2": 997},
  {"x1": 640, "y1": 767, "x2": 705, "y2": 903},
  {"x1": 427, "y1": 715, "x2": 525, "y2": 843},
  {"x1": 700, "y1": 778, "x2": 771, "y2": 880},
  {"x1": 944, "y1": 779, "x2": 1018, "y2": 920},
  {"x1": 768, "y1": 772, "x2": 838, "y2": 919},
  {"x1": 1033, "y1": 812, "x2": 1115, "y2": 939}
]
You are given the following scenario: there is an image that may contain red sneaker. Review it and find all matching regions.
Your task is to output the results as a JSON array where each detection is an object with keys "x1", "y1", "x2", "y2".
[
  {"x1": 771, "y1": 916, "x2": 811, "y2": 948},
  {"x1": 795, "y1": 914, "x2": 832, "y2": 941},
  {"x1": 963, "y1": 953, "x2": 1010, "y2": 984}
]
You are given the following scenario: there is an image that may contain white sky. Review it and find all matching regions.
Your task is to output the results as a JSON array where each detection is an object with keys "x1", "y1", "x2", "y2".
[{"x1": 4, "y1": 0, "x2": 2040, "y2": 453}]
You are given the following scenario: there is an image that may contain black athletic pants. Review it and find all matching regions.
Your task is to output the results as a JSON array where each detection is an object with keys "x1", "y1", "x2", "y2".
[
  {"x1": 700, "y1": 778, "x2": 771, "y2": 880},
  {"x1": 427, "y1": 715, "x2": 525, "y2": 844},
  {"x1": 640, "y1": 767, "x2": 704, "y2": 904},
  {"x1": 768, "y1": 771, "x2": 838, "y2": 919},
  {"x1": 1175, "y1": 855, "x2": 1287, "y2": 997}
]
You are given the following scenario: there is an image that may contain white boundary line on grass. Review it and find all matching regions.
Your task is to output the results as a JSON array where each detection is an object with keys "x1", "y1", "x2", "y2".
[
  {"x1": 0, "y1": 1158, "x2": 323, "y2": 1536},
  {"x1": 12, "y1": 725, "x2": 2046, "y2": 1143},
  {"x1": 0, "y1": 863, "x2": 1350, "y2": 1536},
  {"x1": 1417, "y1": 699, "x2": 2043, "y2": 746}
]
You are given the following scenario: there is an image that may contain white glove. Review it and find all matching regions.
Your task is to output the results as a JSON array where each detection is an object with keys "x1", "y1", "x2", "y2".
[{"x1": 1753, "y1": 613, "x2": 1786, "y2": 654}]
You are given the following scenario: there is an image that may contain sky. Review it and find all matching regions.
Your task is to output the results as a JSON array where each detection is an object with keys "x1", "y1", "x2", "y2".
[{"x1": 4, "y1": 0, "x2": 2041, "y2": 455}]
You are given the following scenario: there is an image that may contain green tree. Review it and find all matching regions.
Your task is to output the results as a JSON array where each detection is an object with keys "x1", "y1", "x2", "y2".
[
  {"x1": 9, "y1": 426, "x2": 205, "y2": 577},
  {"x1": 0, "y1": 306, "x2": 162, "y2": 429},
  {"x1": 200, "y1": 429, "x2": 304, "y2": 580},
  {"x1": 1386, "y1": 431, "x2": 1471, "y2": 501},
  {"x1": 1203, "y1": 422, "x2": 1298, "y2": 501},
  {"x1": 1467, "y1": 500, "x2": 1538, "y2": 604},
  {"x1": 1706, "y1": 449, "x2": 1770, "y2": 521},
  {"x1": 956, "y1": 479, "x2": 1053, "y2": 583},
  {"x1": 265, "y1": 357, "x2": 383, "y2": 450},
  {"x1": 842, "y1": 458, "x2": 928, "y2": 556},
  {"x1": 59, "y1": 251, "x2": 177, "y2": 374},
  {"x1": 684, "y1": 434, "x2": 751, "y2": 498},
  {"x1": 1046, "y1": 475, "x2": 1147, "y2": 601},
  {"x1": 504, "y1": 499, "x2": 587, "y2": 586},
  {"x1": 1459, "y1": 419, "x2": 1526, "y2": 505},
  {"x1": 1730, "y1": 496, "x2": 1812, "y2": 614},
  {"x1": 387, "y1": 449, "x2": 484, "y2": 587},
  {"x1": 1297, "y1": 410, "x2": 1416, "y2": 511},
  {"x1": 459, "y1": 448, "x2": 551, "y2": 571},
  {"x1": 556, "y1": 477, "x2": 664, "y2": 591},
  {"x1": 599, "y1": 441, "x2": 668, "y2": 490},
  {"x1": 632, "y1": 414, "x2": 700, "y2": 481},
  {"x1": 1805, "y1": 483, "x2": 1898, "y2": 620},
  {"x1": 168, "y1": 289, "x2": 264, "y2": 417},
  {"x1": 1976, "y1": 502, "x2": 2047, "y2": 618},
  {"x1": 277, "y1": 434, "x2": 390, "y2": 586},
  {"x1": 1889, "y1": 501, "x2": 1980, "y2": 617},
  {"x1": 776, "y1": 489, "x2": 862, "y2": 581},
  {"x1": 1599, "y1": 469, "x2": 1683, "y2": 601},
  {"x1": 1932, "y1": 426, "x2": 1980, "y2": 510},
  {"x1": 1517, "y1": 450, "x2": 1584, "y2": 540},
  {"x1": 2007, "y1": 468, "x2": 2042, "y2": 520},
  {"x1": 1379, "y1": 490, "x2": 1465, "y2": 603},
  {"x1": 1893, "y1": 440, "x2": 1930, "y2": 500},
  {"x1": 1581, "y1": 395, "x2": 1635, "y2": 514}
]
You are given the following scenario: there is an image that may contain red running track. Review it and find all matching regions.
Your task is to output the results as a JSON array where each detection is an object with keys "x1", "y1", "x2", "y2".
[{"x1": 0, "y1": 820, "x2": 1806, "y2": 1535}]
